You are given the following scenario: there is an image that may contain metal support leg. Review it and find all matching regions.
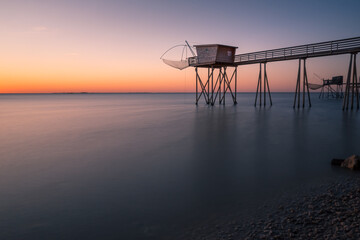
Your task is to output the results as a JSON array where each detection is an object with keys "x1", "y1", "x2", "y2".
[
  {"x1": 343, "y1": 54, "x2": 353, "y2": 110},
  {"x1": 211, "y1": 67, "x2": 214, "y2": 105},
  {"x1": 264, "y1": 63, "x2": 272, "y2": 106},
  {"x1": 207, "y1": 68, "x2": 210, "y2": 104},
  {"x1": 293, "y1": 59, "x2": 311, "y2": 108},
  {"x1": 304, "y1": 59, "x2": 311, "y2": 107},
  {"x1": 255, "y1": 63, "x2": 261, "y2": 106},
  {"x1": 294, "y1": 59, "x2": 301, "y2": 108},
  {"x1": 222, "y1": 67, "x2": 225, "y2": 104},
  {"x1": 355, "y1": 54, "x2": 359, "y2": 109},
  {"x1": 263, "y1": 63, "x2": 266, "y2": 107},
  {"x1": 195, "y1": 67, "x2": 198, "y2": 105},
  {"x1": 264, "y1": 64, "x2": 266, "y2": 106},
  {"x1": 219, "y1": 68, "x2": 222, "y2": 104},
  {"x1": 212, "y1": 69, "x2": 221, "y2": 104},
  {"x1": 235, "y1": 67, "x2": 238, "y2": 104},
  {"x1": 350, "y1": 53, "x2": 358, "y2": 110},
  {"x1": 255, "y1": 63, "x2": 272, "y2": 107},
  {"x1": 302, "y1": 60, "x2": 306, "y2": 108},
  {"x1": 298, "y1": 60, "x2": 301, "y2": 107},
  {"x1": 259, "y1": 64, "x2": 262, "y2": 106},
  {"x1": 351, "y1": 55, "x2": 355, "y2": 110}
]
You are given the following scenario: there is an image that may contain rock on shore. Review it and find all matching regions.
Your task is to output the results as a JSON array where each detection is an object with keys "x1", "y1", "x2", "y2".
[
  {"x1": 331, "y1": 155, "x2": 360, "y2": 170},
  {"x1": 341, "y1": 155, "x2": 360, "y2": 170}
]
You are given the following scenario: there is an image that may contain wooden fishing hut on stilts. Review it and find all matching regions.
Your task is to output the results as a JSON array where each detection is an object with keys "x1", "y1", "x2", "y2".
[
  {"x1": 189, "y1": 44, "x2": 238, "y2": 105},
  {"x1": 162, "y1": 37, "x2": 360, "y2": 110}
]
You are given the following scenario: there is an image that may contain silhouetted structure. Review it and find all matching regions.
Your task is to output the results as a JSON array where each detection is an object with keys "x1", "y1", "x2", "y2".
[
  {"x1": 189, "y1": 36, "x2": 360, "y2": 110},
  {"x1": 308, "y1": 75, "x2": 344, "y2": 99},
  {"x1": 191, "y1": 44, "x2": 238, "y2": 105},
  {"x1": 319, "y1": 76, "x2": 344, "y2": 99},
  {"x1": 163, "y1": 37, "x2": 360, "y2": 110}
]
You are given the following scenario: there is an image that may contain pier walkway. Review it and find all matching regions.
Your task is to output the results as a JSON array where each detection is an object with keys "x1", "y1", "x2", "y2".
[
  {"x1": 189, "y1": 37, "x2": 360, "y2": 66},
  {"x1": 234, "y1": 37, "x2": 360, "y2": 65}
]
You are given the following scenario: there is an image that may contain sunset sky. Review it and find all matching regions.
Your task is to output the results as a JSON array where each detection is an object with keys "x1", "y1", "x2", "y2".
[{"x1": 1, "y1": 0, "x2": 360, "y2": 93}]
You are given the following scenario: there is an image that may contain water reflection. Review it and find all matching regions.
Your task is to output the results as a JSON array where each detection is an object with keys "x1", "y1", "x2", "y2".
[{"x1": 0, "y1": 93, "x2": 359, "y2": 240}]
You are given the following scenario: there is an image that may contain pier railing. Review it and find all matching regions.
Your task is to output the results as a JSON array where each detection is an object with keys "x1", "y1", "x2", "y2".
[{"x1": 234, "y1": 37, "x2": 360, "y2": 65}]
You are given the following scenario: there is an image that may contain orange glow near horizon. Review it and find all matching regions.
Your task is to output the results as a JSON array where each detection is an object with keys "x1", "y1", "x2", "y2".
[
  {"x1": 0, "y1": 50, "x2": 354, "y2": 93},
  {"x1": 0, "y1": 1, "x2": 358, "y2": 93}
]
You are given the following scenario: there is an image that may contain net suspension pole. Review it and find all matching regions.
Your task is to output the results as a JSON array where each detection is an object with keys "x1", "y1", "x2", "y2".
[{"x1": 185, "y1": 40, "x2": 195, "y2": 57}]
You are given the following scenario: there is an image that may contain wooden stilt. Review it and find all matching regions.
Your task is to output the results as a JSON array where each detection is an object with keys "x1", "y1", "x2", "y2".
[
  {"x1": 211, "y1": 67, "x2": 214, "y2": 105},
  {"x1": 264, "y1": 64, "x2": 266, "y2": 106},
  {"x1": 293, "y1": 59, "x2": 311, "y2": 108},
  {"x1": 222, "y1": 67, "x2": 226, "y2": 105},
  {"x1": 255, "y1": 64, "x2": 261, "y2": 106},
  {"x1": 219, "y1": 68, "x2": 222, "y2": 104},
  {"x1": 235, "y1": 67, "x2": 238, "y2": 104},
  {"x1": 304, "y1": 60, "x2": 311, "y2": 107},
  {"x1": 294, "y1": 59, "x2": 300, "y2": 108},
  {"x1": 302, "y1": 59, "x2": 306, "y2": 108},
  {"x1": 259, "y1": 64, "x2": 262, "y2": 106},
  {"x1": 297, "y1": 60, "x2": 301, "y2": 108},
  {"x1": 195, "y1": 67, "x2": 198, "y2": 105},
  {"x1": 343, "y1": 54, "x2": 353, "y2": 110},
  {"x1": 255, "y1": 63, "x2": 272, "y2": 107},
  {"x1": 351, "y1": 54, "x2": 355, "y2": 110},
  {"x1": 264, "y1": 63, "x2": 272, "y2": 106},
  {"x1": 355, "y1": 54, "x2": 359, "y2": 109},
  {"x1": 207, "y1": 68, "x2": 210, "y2": 104}
]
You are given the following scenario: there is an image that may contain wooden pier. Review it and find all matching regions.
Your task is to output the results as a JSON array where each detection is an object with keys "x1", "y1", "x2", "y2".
[{"x1": 189, "y1": 37, "x2": 360, "y2": 110}]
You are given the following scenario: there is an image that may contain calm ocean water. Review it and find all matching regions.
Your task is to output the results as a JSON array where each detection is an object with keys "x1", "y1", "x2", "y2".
[{"x1": 0, "y1": 93, "x2": 359, "y2": 239}]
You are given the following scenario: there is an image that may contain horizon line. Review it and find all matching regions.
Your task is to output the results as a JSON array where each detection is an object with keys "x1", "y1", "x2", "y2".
[{"x1": 0, "y1": 91, "x2": 308, "y2": 95}]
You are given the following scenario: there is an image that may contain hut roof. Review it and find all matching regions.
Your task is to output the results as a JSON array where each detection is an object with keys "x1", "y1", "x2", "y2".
[{"x1": 193, "y1": 44, "x2": 238, "y2": 49}]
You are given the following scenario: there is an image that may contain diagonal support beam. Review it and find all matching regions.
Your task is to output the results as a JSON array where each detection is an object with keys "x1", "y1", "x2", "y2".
[
  {"x1": 221, "y1": 67, "x2": 237, "y2": 104},
  {"x1": 195, "y1": 67, "x2": 217, "y2": 104},
  {"x1": 195, "y1": 66, "x2": 238, "y2": 105}
]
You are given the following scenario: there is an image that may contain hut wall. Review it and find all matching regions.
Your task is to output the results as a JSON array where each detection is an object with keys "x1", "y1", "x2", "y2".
[
  {"x1": 196, "y1": 46, "x2": 218, "y2": 64},
  {"x1": 216, "y1": 46, "x2": 236, "y2": 63},
  {"x1": 331, "y1": 76, "x2": 343, "y2": 85}
]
